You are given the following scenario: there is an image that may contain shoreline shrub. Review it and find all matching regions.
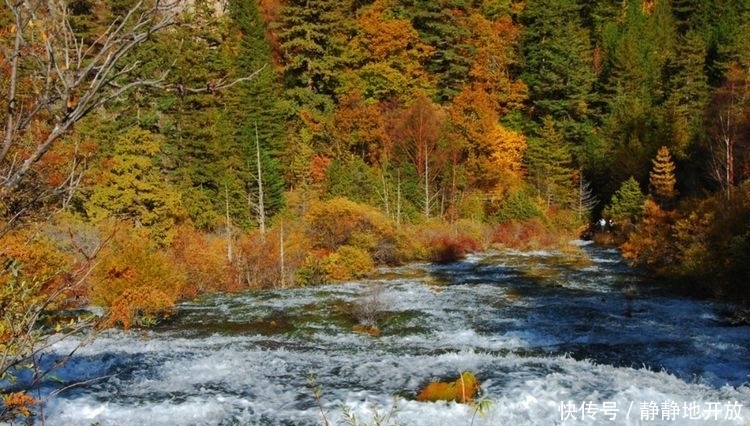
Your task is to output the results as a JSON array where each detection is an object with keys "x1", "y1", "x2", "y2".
[{"x1": 88, "y1": 228, "x2": 186, "y2": 329}]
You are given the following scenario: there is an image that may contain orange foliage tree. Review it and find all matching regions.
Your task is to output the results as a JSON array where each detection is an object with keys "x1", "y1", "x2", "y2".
[
  {"x1": 392, "y1": 94, "x2": 448, "y2": 218},
  {"x1": 328, "y1": 91, "x2": 391, "y2": 165},
  {"x1": 449, "y1": 87, "x2": 526, "y2": 197},
  {"x1": 1, "y1": 223, "x2": 99, "y2": 423},
  {"x1": 464, "y1": 12, "x2": 527, "y2": 114},
  {"x1": 170, "y1": 225, "x2": 238, "y2": 295},
  {"x1": 88, "y1": 228, "x2": 186, "y2": 329},
  {"x1": 620, "y1": 198, "x2": 678, "y2": 274},
  {"x1": 343, "y1": 0, "x2": 435, "y2": 101}
]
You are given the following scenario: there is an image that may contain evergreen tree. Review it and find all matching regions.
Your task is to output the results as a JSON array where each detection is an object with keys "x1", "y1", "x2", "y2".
[
  {"x1": 519, "y1": 0, "x2": 597, "y2": 144},
  {"x1": 275, "y1": 0, "x2": 354, "y2": 97},
  {"x1": 604, "y1": 176, "x2": 646, "y2": 224},
  {"x1": 524, "y1": 117, "x2": 576, "y2": 209},
  {"x1": 229, "y1": 0, "x2": 286, "y2": 157},
  {"x1": 229, "y1": 0, "x2": 286, "y2": 225},
  {"x1": 324, "y1": 157, "x2": 380, "y2": 205},
  {"x1": 397, "y1": 0, "x2": 475, "y2": 102},
  {"x1": 662, "y1": 30, "x2": 711, "y2": 155},
  {"x1": 597, "y1": 0, "x2": 676, "y2": 192}
]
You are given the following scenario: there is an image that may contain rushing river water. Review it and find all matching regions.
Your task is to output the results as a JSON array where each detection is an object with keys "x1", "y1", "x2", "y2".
[{"x1": 19, "y1": 243, "x2": 750, "y2": 425}]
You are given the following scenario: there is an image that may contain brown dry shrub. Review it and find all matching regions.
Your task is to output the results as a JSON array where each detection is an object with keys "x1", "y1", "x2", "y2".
[
  {"x1": 236, "y1": 225, "x2": 307, "y2": 289},
  {"x1": 401, "y1": 220, "x2": 485, "y2": 263},
  {"x1": 491, "y1": 219, "x2": 562, "y2": 250},
  {"x1": 1, "y1": 391, "x2": 37, "y2": 422}
]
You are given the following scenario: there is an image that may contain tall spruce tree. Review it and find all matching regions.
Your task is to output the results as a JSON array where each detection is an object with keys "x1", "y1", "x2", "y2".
[
  {"x1": 228, "y1": 0, "x2": 286, "y2": 224},
  {"x1": 525, "y1": 117, "x2": 576, "y2": 209},
  {"x1": 275, "y1": 0, "x2": 354, "y2": 98},
  {"x1": 519, "y1": 0, "x2": 597, "y2": 145},
  {"x1": 596, "y1": 0, "x2": 675, "y2": 193},
  {"x1": 397, "y1": 0, "x2": 475, "y2": 102}
]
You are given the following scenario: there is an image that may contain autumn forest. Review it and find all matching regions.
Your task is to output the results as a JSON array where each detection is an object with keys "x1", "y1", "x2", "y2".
[{"x1": 1, "y1": 0, "x2": 750, "y2": 418}]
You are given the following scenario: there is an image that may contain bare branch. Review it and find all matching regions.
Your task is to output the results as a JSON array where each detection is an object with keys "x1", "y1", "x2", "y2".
[{"x1": 0, "y1": 0, "x2": 180, "y2": 191}]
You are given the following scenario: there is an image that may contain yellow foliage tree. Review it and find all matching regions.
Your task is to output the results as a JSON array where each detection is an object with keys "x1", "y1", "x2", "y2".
[
  {"x1": 85, "y1": 128, "x2": 185, "y2": 245},
  {"x1": 649, "y1": 145, "x2": 678, "y2": 206},
  {"x1": 341, "y1": 0, "x2": 435, "y2": 101}
]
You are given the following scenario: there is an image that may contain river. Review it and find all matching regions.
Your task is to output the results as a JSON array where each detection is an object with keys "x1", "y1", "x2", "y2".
[{"x1": 22, "y1": 243, "x2": 750, "y2": 425}]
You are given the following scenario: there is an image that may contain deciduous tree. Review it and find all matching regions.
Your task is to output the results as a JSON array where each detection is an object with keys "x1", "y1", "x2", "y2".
[
  {"x1": 392, "y1": 94, "x2": 447, "y2": 218},
  {"x1": 1, "y1": 0, "x2": 179, "y2": 225},
  {"x1": 341, "y1": 0, "x2": 435, "y2": 102},
  {"x1": 649, "y1": 145, "x2": 678, "y2": 206}
]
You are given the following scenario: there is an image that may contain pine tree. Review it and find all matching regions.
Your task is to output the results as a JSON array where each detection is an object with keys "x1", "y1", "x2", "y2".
[
  {"x1": 649, "y1": 145, "x2": 678, "y2": 206},
  {"x1": 524, "y1": 117, "x2": 576, "y2": 209}
]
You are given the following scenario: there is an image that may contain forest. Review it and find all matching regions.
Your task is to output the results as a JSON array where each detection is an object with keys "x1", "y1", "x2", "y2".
[{"x1": 1, "y1": 0, "x2": 749, "y2": 420}]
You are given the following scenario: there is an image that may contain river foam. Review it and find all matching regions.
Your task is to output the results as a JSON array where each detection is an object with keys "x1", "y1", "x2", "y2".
[{"x1": 9, "y1": 246, "x2": 750, "y2": 425}]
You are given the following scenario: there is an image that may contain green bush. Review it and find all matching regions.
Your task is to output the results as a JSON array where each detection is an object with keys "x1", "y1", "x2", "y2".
[{"x1": 494, "y1": 190, "x2": 544, "y2": 222}]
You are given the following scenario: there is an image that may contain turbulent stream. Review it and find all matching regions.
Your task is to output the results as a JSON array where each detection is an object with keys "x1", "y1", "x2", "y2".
[{"x1": 20, "y1": 243, "x2": 750, "y2": 425}]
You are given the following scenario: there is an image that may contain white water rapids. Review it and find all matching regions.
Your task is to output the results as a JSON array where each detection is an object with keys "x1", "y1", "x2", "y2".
[{"x1": 9, "y1": 244, "x2": 750, "y2": 425}]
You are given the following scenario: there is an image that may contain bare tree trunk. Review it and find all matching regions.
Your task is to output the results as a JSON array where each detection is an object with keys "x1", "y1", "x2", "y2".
[
  {"x1": 255, "y1": 123, "x2": 266, "y2": 238},
  {"x1": 279, "y1": 221, "x2": 286, "y2": 288},
  {"x1": 380, "y1": 169, "x2": 390, "y2": 219},
  {"x1": 396, "y1": 169, "x2": 402, "y2": 228},
  {"x1": 225, "y1": 184, "x2": 233, "y2": 262},
  {"x1": 424, "y1": 148, "x2": 430, "y2": 218}
]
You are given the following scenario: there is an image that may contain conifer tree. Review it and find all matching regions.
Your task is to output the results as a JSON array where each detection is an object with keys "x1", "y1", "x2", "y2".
[
  {"x1": 525, "y1": 117, "x2": 576, "y2": 209},
  {"x1": 85, "y1": 128, "x2": 185, "y2": 245},
  {"x1": 604, "y1": 176, "x2": 646, "y2": 224},
  {"x1": 398, "y1": 0, "x2": 474, "y2": 102},
  {"x1": 519, "y1": 0, "x2": 596, "y2": 143},
  {"x1": 275, "y1": 0, "x2": 354, "y2": 97},
  {"x1": 649, "y1": 145, "x2": 678, "y2": 206},
  {"x1": 229, "y1": 0, "x2": 286, "y2": 227}
]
